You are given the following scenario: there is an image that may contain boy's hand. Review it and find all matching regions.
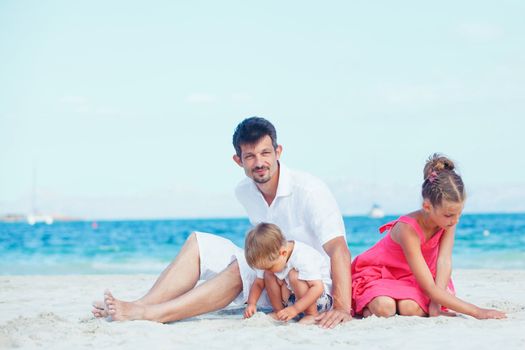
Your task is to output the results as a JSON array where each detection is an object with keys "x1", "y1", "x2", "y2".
[
  {"x1": 244, "y1": 303, "x2": 257, "y2": 318},
  {"x1": 244, "y1": 304, "x2": 257, "y2": 318},
  {"x1": 277, "y1": 306, "x2": 298, "y2": 322}
]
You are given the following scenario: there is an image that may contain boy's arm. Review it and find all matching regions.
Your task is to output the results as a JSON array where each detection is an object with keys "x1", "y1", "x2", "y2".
[
  {"x1": 247, "y1": 277, "x2": 265, "y2": 305},
  {"x1": 290, "y1": 280, "x2": 324, "y2": 314},
  {"x1": 244, "y1": 278, "x2": 264, "y2": 318},
  {"x1": 316, "y1": 236, "x2": 352, "y2": 328},
  {"x1": 277, "y1": 280, "x2": 323, "y2": 321}
]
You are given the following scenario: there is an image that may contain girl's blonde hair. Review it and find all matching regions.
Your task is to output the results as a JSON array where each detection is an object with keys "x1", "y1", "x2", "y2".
[
  {"x1": 244, "y1": 223, "x2": 286, "y2": 269},
  {"x1": 422, "y1": 153, "x2": 465, "y2": 206}
]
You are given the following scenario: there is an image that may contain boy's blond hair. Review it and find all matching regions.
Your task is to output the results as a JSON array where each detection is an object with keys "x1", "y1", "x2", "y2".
[{"x1": 244, "y1": 223, "x2": 287, "y2": 269}]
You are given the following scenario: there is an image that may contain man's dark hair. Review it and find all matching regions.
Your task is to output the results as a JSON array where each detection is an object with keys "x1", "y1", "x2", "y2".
[{"x1": 232, "y1": 117, "x2": 278, "y2": 157}]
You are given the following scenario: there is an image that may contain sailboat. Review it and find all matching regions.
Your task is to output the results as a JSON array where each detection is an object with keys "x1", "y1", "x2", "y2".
[
  {"x1": 26, "y1": 164, "x2": 53, "y2": 225},
  {"x1": 368, "y1": 204, "x2": 385, "y2": 219},
  {"x1": 26, "y1": 213, "x2": 54, "y2": 225}
]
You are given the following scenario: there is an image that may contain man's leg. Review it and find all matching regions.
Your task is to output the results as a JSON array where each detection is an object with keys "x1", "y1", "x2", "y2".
[
  {"x1": 92, "y1": 232, "x2": 201, "y2": 318},
  {"x1": 137, "y1": 232, "x2": 201, "y2": 305},
  {"x1": 105, "y1": 260, "x2": 243, "y2": 322}
]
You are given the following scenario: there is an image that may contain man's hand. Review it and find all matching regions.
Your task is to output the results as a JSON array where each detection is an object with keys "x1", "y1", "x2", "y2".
[
  {"x1": 315, "y1": 308, "x2": 352, "y2": 328},
  {"x1": 276, "y1": 306, "x2": 299, "y2": 322},
  {"x1": 322, "y1": 237, "x2": 352, "y2": 328},
  {"x1": 244, "y1": 303, "x2": 257, "y2": 318}
]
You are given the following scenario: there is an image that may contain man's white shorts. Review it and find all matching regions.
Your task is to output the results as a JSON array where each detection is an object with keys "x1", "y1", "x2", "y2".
[{"x1": 194, "y1": 232, "x2": 271, "y2": 307}]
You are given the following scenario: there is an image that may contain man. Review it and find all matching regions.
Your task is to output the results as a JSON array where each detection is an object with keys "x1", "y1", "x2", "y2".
[{"x1": 92, "y1": 117, "x2": 352, "y2": 328}]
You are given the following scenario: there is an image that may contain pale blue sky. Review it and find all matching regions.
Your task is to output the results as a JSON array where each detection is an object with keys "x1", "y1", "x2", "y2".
[{"x1": 1, "y1": 1, "x2": 524, "y2": 219}]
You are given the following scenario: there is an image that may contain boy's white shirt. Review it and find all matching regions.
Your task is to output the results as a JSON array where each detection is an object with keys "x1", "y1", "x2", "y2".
[{"x1": 255, "y1": 240, "x2": 332, "y2": 294}]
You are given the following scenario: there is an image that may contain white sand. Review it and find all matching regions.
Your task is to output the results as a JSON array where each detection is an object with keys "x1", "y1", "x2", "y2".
[{"x1": 1, "y1": 270, "x2": 524, "y2": 350}]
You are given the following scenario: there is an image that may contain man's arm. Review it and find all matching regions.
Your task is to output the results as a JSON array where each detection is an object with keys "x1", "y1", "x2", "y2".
[{"x1": 315, "y1": 236, "x2": 352, "y2": 328}]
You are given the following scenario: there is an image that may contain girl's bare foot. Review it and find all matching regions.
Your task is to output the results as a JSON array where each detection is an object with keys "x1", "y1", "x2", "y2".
[
  {"x1": 104, "y1": 290, "x2": 146, "y2": 321},
  {"x1": 362, "y1": 307, "x2": 372, "y2": 317}
]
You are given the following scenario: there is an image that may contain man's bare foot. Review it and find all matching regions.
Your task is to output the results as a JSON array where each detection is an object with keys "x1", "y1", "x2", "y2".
[
  {"x1": 298, "y1": 314, "x2": 317, "y2": 325},
  {"x1": 91, "y1": 300, "x2": 109, "y2": 318},
  {"x1": 104, "y1": 290, "x2": 146, "y2": 321}
]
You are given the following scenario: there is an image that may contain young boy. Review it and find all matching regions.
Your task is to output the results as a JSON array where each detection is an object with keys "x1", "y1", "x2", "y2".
[{"x1": 243, "y1": 223, "x2": 333, "y2": 324}]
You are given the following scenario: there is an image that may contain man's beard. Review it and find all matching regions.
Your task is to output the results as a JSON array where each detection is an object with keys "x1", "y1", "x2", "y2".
[{"x1": 252, "y1": 166, "x2": 271, "y2": 184}]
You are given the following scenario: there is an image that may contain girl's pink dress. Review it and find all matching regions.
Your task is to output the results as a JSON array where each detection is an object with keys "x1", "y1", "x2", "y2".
[{"x1": 351, "y1": 215, "x2": 455, "y2": 314}]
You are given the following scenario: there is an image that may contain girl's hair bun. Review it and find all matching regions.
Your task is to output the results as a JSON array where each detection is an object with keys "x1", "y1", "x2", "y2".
[
  {"x1": 424, "y1": 153, "x2": 455, "y2": 180},
  {"x1": 422, "y1": 153, "x2": 465, "y2": 206}
]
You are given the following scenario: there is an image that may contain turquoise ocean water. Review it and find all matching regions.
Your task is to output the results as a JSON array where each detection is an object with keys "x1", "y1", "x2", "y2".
[{"x1": 1, "y1": 214, "x2": 524, "y2": 274}]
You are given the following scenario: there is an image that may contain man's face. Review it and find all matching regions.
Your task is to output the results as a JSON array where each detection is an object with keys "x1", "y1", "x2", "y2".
[{"x1": 234, "y1": 135, "x2": 281, "y2": 184}]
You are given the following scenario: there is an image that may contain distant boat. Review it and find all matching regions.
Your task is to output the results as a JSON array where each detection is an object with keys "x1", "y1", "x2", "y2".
[
  {"x1": 27, "y1": 214, "x2": 54, "y2": 225},
  {"x1": 0, "y1": 214, "x2": 26, "y2": 223},
  {"x1": 368, "y1": 204, "x2": 385, "y2": 219},
  {"x1": 26, "y1": 163, "x2": 54, "y2": 226}
]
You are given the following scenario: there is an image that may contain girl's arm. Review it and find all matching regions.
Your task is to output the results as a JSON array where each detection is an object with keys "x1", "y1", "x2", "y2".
[
  {"x1": 397, "y1": 225, "x2": 505, "y2": 319},
  {"x1": 244, "y1": 278, "x2": 264, "y2": 318},
  {"x1": 429, "y1": 227, "x2": 454, "y2": 316},
  {"x1": 276, "y1": 280, "x2": 323, "y2": 321}
]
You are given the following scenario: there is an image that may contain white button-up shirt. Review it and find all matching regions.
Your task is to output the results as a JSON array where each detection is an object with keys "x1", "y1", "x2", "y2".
[{"x1": 235, "y1": 163, "x2": 346, "y2": 258}]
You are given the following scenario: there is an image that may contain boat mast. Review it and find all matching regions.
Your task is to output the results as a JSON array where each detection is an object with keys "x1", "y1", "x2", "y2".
[{"x1": 31, "y1": 163, "x2": 37, "y2": 216}]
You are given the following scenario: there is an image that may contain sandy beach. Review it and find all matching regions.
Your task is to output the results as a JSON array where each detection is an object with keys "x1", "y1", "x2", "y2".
[{"x1": 1, "y1": 269, "x2": 524, "y2": 349}]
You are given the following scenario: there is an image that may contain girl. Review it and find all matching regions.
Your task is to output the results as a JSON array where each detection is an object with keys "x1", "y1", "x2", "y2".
[{"x1": 351, "y1": 154, "x2": 505, "y2": 319}]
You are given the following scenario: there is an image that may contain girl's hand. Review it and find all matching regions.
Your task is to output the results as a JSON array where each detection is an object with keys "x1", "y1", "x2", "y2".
[
  {"x1": 429, "y1": 301, "x2": 456, "y2": 317},
  {"x1": 244, "y1": 303, "x2": 257, "y2": 318},
  {"x1": 428, "y1": 301, "x2": 441, "y2": 317},
  {"x1": 428, "y1": 301, "x2": 457, "y2": 317},
  {"x1": 277, "y1": 306, "x2": 298, "y2": 321},
  {"x1": 475, "y1": 307, "x2": 506, "y2": 320}
]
